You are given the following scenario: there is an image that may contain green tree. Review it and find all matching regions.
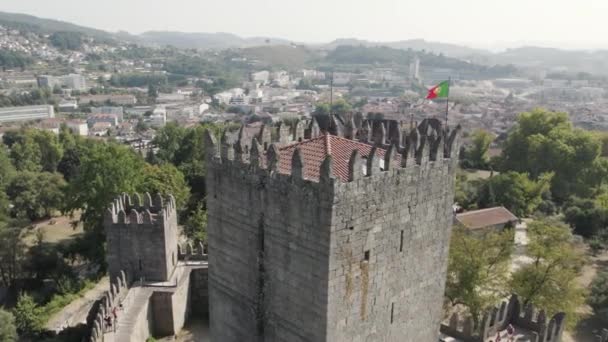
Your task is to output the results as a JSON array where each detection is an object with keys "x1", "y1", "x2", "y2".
[
  {"x1": 13, "y1": 293, "x2": 43, "y2": 336},
  {"x1": 588, "y1": 271, "x2": 608, "y2": 322},
  {"x1": 313, "y1": 103, "x2": 330, "y2": 116},
  {"x1": 453, "y1": 171, "x2": 483, "y2": 210},
  {"x1": 184, "y1": 203, "x2": 207, "y2": 243},
  {"x1": 6, "y1": 172, "x2": 66, "y2": 221},
  {"x1": 0, "y1": 146, "x2": 15, "y2": 187},
  {"x1": 6, "y1": 130, "x2": 64, "y2": 172},
  {"x1": 64, "y1": 142, "x2": 146, "y2": 263},
  {"x1": 9, "y1": 133, "x2": 41, "y2": 172},
  {"x1": 57, "y1": 147, "x2": 82, "y2": 182},
  {"x1": 152, "y1": 123, "x2": 224, "y2": 201},
  {"x1": 445, "y1": 226, "x2": 514, "y2": 323},
  {"x1": 0, "y1": 222, "x2": 24, "y2": 288},
  {"x1": 461, "y1": 129, "x2": 494, "y2": 169},
  {"x1": 152, "y1": 123, "x2": 187, "y2": 163},
  {"x1": 140, "y1": 164, "x2": 190, "y2": 210},
  {"x1": 49, "y1": 31, "x2": 83, "y2": 50},
  {"x1": 477, "y1": 172, "x2": 553, "y2": 217},
  {"x1": 510, "y1": 220, "x2": 585, "y2": 327},
  {"x1": 0, "y1": 308, "x2": 17, "y2": 342},
  {"x1": 499, "y1": 108, "x2": 601, "y2": 201},
  {"x1": 313, "y1": 99, "x2": 352, "y2": 117},
  {"x1": 563, "y1": 197, "x2": 608, "y2": 238},
  {"x1": 32, "y1": 130, "x2": 64, "y2": 172}
]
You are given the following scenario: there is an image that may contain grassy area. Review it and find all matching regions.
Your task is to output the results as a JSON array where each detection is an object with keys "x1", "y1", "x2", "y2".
[{"x1": 22, "y1": 213, "x2": 83, "y2": 247}]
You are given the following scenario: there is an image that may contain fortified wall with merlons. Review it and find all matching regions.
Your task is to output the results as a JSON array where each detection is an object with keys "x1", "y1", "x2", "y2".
[{"x1": 205, "y1": 117, "x2": 461, "y2": 341}]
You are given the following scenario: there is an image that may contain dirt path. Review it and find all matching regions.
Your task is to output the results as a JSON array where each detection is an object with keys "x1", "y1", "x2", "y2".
[
  {"x1": 45, "y1": 277, "x2": 109, "y2": 333},
  {"x1": 563, "y1": 249, "x2": 608, "y2": 342}
]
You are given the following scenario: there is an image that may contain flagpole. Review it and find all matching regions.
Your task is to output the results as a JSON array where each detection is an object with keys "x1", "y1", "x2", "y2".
[{"x1": 445, "y1": 77, "x2": 451, "y2": 125}]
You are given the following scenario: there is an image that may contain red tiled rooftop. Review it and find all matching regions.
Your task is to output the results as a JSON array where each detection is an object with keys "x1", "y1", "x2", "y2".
[
  {"x1": 456, "y1": 207, "x2": 518, "y2": 230},
  {"x1": 274, "y1": 134, "x2": 401, "y2": 182}
]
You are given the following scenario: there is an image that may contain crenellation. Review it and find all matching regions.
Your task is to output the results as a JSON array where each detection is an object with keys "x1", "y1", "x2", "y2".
[
  {"x1": 267, "y1": 143, "x2": 280, "y2": 172},
  {"x1": 291, "y1": 147, "x2": 304, "y2": 180},
  {"x1": 440, "y1": 294, "x2": 566, "y2": 342},
  {"x1": 366, "y1": 146, "x2": 378, "y2": 176},
  {"x1": 320, "y1": 155, "x2": 334, "y2": 184},
  {"x1": 251, "y1": 137, "x2": 264, "y2": 169},
  {"x1": 348, "y1": 150, "x2": 362, "y2": 182}
]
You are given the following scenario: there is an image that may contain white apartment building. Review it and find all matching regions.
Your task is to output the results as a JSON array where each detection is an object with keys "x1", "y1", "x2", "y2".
[{"x1": 0, "y1": 105, "x2": 55, "y2": 122}]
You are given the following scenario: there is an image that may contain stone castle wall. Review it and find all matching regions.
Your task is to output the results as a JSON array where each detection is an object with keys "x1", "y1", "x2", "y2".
[
  {"x1": 205, "y1": 119, "x2": 461, "y2": 342},
  {"x1": 326, "y1": 143, "x2": 458, "y2": 341},
  {"x1": 206, "y1": 155, "x2": 333, "y2": 341}
]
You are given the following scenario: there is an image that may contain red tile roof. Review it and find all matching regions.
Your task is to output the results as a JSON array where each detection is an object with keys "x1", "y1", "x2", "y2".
[
  {"x1": 274, "y1": 134, "x2": 400, "y2": 182},
  {"x1": 456, "y1": 207, "x2": 518, "y2": 230}
]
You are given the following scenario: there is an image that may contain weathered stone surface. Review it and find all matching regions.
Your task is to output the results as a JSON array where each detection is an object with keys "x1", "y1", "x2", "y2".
[{"x1": 205, "y1": 119, "x2": 459, "y2": 342}]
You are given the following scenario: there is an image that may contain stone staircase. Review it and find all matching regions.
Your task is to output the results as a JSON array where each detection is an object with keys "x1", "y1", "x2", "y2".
[{"x1": 103, "y1": 287, "x2": 153, "y2": 342}]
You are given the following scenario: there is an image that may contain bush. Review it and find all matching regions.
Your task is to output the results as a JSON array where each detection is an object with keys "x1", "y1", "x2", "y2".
[
  {"x1": 13, "y1": 293, "x2": 43, "y2": 336},
  {"x1": 0, "y1": 308, "x2": 17, "y2": 342},
  {"x1": 589, "y1": 271, "x2": 608, "y2": 322}
]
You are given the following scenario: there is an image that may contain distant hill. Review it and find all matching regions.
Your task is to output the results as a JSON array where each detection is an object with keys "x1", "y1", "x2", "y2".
[
  {"x1": 240, "y1": 45, "x2": 319, "y2": 69},
  {"x1": 0, "y1": 11, "x2": 115, "y2": 40},
  {"x1": 139, "y1": 31, "x2": 291, "y2": 50},
  {"x1": 324, "y1": 38, "x2": 489, "y2": 58},
  {"x1": 1, "y1": 10, "x2": 606, "y2": 74},
  {"x1": 490, "y1": 46, "x2": 608, "y2": 75}
]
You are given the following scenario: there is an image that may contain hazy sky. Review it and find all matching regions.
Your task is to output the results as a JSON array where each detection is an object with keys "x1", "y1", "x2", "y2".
[{"x1": 2, "y1": 0, "x2": 607, "y2": 50}]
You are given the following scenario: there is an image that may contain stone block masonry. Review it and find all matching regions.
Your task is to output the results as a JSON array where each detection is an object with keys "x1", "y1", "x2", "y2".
[
  {"x1": 104, "y1": 193, "x2": 179, "y2": 283},
  {"x1": 205, "y1": 118, "x2": 461, "y2": 342}
]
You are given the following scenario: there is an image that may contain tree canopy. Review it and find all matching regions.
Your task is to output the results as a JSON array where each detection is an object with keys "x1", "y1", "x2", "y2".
[
  {"x1": 510, "y1": 220, "x2": 585, "y2": 327},
  {"x1": 499, "y1": 108, "x2": 602, "y2": 201},
  {"x1": 0, "y1": 308, "x2": 17, "y2": 342},
  {"x1": 477, "y1": 171, "x2": 553, "y2": 217},
  {"x1": 461, "y1": 129, "x2": 494, "y2": 169},
  {"x1": 445, "y1": 226, "x2": 514, "y2": 322},
  {"x1": 588, "y1": 271, "x2": 608, "y2": 323}
]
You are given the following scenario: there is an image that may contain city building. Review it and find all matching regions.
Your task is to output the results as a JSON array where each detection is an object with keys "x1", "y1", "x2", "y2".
[
  {"x1": 409, "y1": 57, "x2": 420, "y2": 80},
  {"x1": 58, "y1": 100, "x2": 78, "y2": 112},
  {"x1": 87, "y1": 114, "x2": 119, "y2": 128},
  {"x1": 78, "y1": 94, "x2": 137, "y2": 106},
  {"x1": 0, "y1": 105, "x2": 55, "y2": 122},
  {"x1": 251, "y1": 70, "x2": 270, "y2": 84},
  {"x1": 37, "y1": 74, "x2": 87, "y2": 91},
  {"x1": 149, "y1": 106, "x2": 167, "y2": 127},
  {"x1": 157, "y1": 93, "x2": 187, "y2": 103},
  {"x1": 91, "y1": 106, "x2": 124, "y2": 121},
  {"x1": 66, "y1": 120, "x2": 89, "y2": 136}
]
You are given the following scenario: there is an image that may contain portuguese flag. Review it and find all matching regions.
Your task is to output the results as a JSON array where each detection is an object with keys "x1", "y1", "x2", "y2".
[{"x1": 426, "y1": 80, "x2": 450, "y2": 99}]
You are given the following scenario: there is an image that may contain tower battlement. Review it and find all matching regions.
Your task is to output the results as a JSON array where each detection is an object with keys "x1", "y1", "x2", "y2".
[
  {"x1": 104, "y1": 193, "x2": 179, "y2": 283},
  {"x1": 205, "y1": 118, "x2": 461, "y2": 186},
  {"x1": 104, "y1": 192, "x2": 176, "y2": 226}
]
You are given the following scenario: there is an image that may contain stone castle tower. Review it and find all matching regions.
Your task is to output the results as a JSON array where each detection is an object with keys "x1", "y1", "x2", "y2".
[
  {"x1": 104, "y1": 193, "x2": 179, "y2": 282},
  {"x1": 204, "y1": 118, "x2": 461, "y2": 341}
]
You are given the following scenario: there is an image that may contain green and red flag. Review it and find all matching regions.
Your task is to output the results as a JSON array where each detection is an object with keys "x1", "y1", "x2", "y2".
[{"x1": 426, "y1": 80, "x2": 450, "y2": 99}]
